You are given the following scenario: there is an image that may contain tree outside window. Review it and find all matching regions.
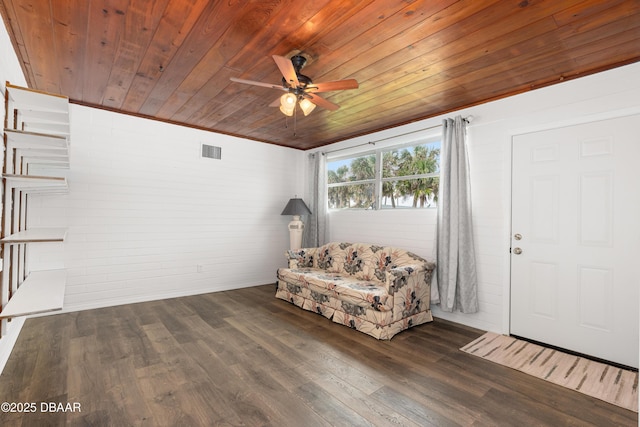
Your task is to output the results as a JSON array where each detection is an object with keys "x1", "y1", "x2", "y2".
[{"x1": 328, "y1": 154, "x2": 376, "y2": 209}]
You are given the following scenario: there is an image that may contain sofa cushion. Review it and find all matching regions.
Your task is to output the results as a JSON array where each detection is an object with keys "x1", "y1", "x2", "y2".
[
  {"x1": 277, "y1": 267, "x2": 393, "y2": 312},
  {"x1": 335, "y1": 243, "x2": 390, "y2": 282},
  {"x1": 316, "y1": 242, "x2": 350, "y2": 272},
  {"x1": 318, "y1": 243, "x2": 431, "y2": 284},
  {"x1": 342, "y1": 243, "x2": 374, "y2": 280},
  {"x1": 287, "y1": 249, "x2": 314, "y2": 268}
]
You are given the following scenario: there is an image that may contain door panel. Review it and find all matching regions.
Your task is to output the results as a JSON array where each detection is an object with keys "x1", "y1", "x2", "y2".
[{"x1": 510, "y1": 115, "x2": 639, "y2": 368}]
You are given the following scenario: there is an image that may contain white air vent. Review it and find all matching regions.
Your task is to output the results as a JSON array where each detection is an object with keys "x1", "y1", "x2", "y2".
[{"x1": 201, "y1": 144, "x2": 222, "y2": 159}]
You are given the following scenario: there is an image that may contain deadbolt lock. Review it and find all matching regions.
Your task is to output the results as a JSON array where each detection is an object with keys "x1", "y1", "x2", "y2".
[{"x1": 514, "y1": 233, "x2": 522, "y2": 240}]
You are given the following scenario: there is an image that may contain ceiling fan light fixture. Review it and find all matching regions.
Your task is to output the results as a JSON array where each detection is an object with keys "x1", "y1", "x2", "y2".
[
  {"x1": 280, "y1": 93, "x2": 296, "y2": 107},
  {"x1": 299, "y1": 98, "x2": 316, "y2": 116},
  {"x1": 280, "y1": 93, "x2": 296, "y2": 116},
  {"x1": 280, "y1": 105, "x2": 294, "y2": 116}
]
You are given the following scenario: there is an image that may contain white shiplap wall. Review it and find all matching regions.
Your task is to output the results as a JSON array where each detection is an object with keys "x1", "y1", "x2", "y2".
[
  {"x1": 330, "y1": 209, "x2": 437, "y2": 257},
  {"x1": 28, "y1": 105, "x2": 304, "y2": 312},
  {"x1": 316, "y1": 62, "x2": 640, "y2": 334}
]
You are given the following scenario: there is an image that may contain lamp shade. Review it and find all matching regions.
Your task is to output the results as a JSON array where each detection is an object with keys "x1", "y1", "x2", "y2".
[
  {"x1": 281, "y1": 198, "x2": 312, "y2": 216},
  {"x1": 279, "y1": 104, "x2": 294, "y2": 116},
  {"x1": 299, "y1": 98, "x2": 316, "y2": 116},
  {"x1": 279, "y1": 93, "x2": 296, "y2": 116},
  {"x1": 280, "y1": 93, "x2": 296, "y2": 107}
]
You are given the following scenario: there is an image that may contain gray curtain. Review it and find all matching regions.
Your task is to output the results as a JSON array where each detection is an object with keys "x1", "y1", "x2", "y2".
[
  {"x1": 302, "y1": 152, "x2": 328, "y2": 248},
  {"x1": 435, "y1": 116, "x2": 478, "y2": 313}
]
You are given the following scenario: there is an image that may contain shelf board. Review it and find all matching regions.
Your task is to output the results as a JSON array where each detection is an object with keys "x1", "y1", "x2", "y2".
[
  {"x1": 1, "y1": 227, "x2": 67, "y2": 243},
  {"x1": 16, "y1": 109, "x2": 68, "y2": 124},
  {"x1": 22, "y1": 122, "x2": 70, "y2": 137},
  {"x1": 3, "y1": 174, "x2": 68, "y2": 193},
  {"x1": 6, "y1": 83, "x2": 69, "y2": 114},
  {"x1": 0, "y1": 269, "x2": 66, "y2": 319},
  {"x1": 22, "y1": 159, "x2": 70, "y2": 169},
  {"x1": 22, "y1": 155, "x2": 70, "y2": 162},
  {"x1": 16, "y1": 111, "x2": 70, "y2": 137},
  {"x1": 15, "y1": 147, "x2": 70, "y2": 163},
  {"x1": 4, "y1": 128, "x2": 69, "y2": 150},
  {"x1": 19, "y1": 151, "x2": 70, "y2": 168}
]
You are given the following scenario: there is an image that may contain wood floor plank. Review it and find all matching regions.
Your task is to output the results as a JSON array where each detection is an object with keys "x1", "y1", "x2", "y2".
[
  {"x1": 178, "y1": 339, "x2": 260, "y2": 424},
  {"x1": 135, "y1": 360, "x2": 203, "y2": 425},
  {"x1": 26, "y1": 314, "x2": 71, "y2": 401},
  {"x1": 370, "y1": 385, "x2": 462, "y2": 427},
  {"x1": 0, "y1": 284, "x2": 636, "y2": 426},
  {"x1": 271, "y1": 328, "x2": 386, "y2": 395},
  {"x1": 66, "y1": 335, "x2": 104, "y2": 422},
  {"x1": 178, "y1": 293, "x2": 235, "y2": 327},
  {"x1": 312, "y1": 372, "x2": 423, "y2": 427},
  {"x1": 296, "y1": 380, "x2": 372, "y2": 426},
  {"x1": 228, "y1": 358, "x2": 330, "y2": 427},
  {"x1": 103, "y1": 358, "x2": 156, "y2": 425}
]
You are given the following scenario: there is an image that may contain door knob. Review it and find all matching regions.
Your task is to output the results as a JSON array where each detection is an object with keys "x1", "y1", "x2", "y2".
[{"x1": 513, "y1": 247, "x2": 523, "y2": 255}]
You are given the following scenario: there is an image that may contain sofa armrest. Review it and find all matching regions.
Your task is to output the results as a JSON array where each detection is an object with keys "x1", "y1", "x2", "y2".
[
  {"x1": 385, "y1": 263, "x2": 434, "y2": 321},
  {"x1": 385, "y1": 264, "x2": 426, "y2": 294},
  {"x1": 285, "y1": 247, "x2": 318, "y2": 269}
]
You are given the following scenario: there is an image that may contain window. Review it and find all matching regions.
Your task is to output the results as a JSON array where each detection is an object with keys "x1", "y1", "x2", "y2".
[
  {"x1": 381, "y1": 141, "x2": 440, "y2": 208},
  {"x1": 327, "y1": 154, "x2": 376, "y2": 209},
  {"x1": 327, "y1": 139, "x2": 440, "y2": 210}
]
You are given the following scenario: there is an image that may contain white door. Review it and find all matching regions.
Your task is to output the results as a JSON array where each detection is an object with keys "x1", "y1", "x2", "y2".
[{"x1": 510, "y1": 115, "x2": 639, "y2": 368}]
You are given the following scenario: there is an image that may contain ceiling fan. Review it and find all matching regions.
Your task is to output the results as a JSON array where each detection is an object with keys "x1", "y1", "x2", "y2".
[{"x1": 230, "y1": 54, "x2": 359, "y2": 116}]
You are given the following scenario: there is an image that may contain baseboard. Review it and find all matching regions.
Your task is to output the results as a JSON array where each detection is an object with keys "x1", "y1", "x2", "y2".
[
  {"x1": 430, "y1": 305, "x2": 496, "y2": 333},
  {"x1": 0, "y1": 316, "x2": 26, "y2": 376}
]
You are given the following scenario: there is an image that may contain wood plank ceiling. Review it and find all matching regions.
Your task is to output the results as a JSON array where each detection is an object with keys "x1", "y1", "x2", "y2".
[{"x1": 1, "y1": 0, "x2": 639, "y2": 150}]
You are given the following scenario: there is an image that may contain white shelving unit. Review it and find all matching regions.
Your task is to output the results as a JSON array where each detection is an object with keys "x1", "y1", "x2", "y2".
[{"x1": 1, "y1": 83, "x2": 70, "y2": 331}]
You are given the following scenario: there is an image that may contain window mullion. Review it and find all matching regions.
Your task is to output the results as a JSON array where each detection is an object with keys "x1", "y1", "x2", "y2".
[
  {"x1": 374, "y1": 150, "x2": 382, "y2": 210},
  {"x1": 380, "y1": 172, "x2": 438, "y2": 182}
]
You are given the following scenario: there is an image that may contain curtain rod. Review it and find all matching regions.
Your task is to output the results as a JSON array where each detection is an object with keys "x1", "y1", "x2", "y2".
[{"x1": 322, "y1": 115, "x2": 474, "y2": 156}]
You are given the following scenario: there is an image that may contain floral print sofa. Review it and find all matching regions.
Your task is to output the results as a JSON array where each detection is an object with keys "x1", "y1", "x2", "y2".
[{"x1": 276, "y1": 242, "x2": 435, "y2": 339}]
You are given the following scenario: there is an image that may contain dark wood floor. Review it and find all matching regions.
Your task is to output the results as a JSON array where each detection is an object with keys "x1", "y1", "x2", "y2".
[{"x1": 0, "y1": 284, "x2": 636, "y2": 426}]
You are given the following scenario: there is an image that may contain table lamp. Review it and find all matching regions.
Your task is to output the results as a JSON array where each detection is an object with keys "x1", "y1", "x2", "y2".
[{"x1": 281, "y1": 197, "x2": 312, "y2": 250}]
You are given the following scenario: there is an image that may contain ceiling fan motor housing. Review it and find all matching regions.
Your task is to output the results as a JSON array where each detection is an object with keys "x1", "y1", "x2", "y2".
[
  {"x1": 291, "y1": 55, "x2": 307, "y2": 71},
  {"x1": 282, "y1": 55, "x2": 313, "y2": 92}
]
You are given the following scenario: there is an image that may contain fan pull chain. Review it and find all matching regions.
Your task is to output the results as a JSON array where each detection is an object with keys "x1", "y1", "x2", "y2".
[{"x1": 293, "y1": 100, "x2": 297, "y2": 137}]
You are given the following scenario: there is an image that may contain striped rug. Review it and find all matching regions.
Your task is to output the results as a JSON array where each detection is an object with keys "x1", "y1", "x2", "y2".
[{"x1": 461, "y1": 332, "x2": 638, "y2": 412}]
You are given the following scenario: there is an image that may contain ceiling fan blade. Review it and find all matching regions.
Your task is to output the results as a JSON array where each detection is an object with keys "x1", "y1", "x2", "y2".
[
  {"x1": 272, "y1": 55, "x2": 300, "y2": 88},
  {"x1": 230, "y1": 77, "x2": 286, "y2": 91},
  {"x1": 306, "y1": 79, "x2": 359, "y2": 93},
  {"x1": 269, "y1": 97, "x2": 281, "y2": 107},
  {"x1": 307, "y1": 93, "x2": 340, "y2": 111}
]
